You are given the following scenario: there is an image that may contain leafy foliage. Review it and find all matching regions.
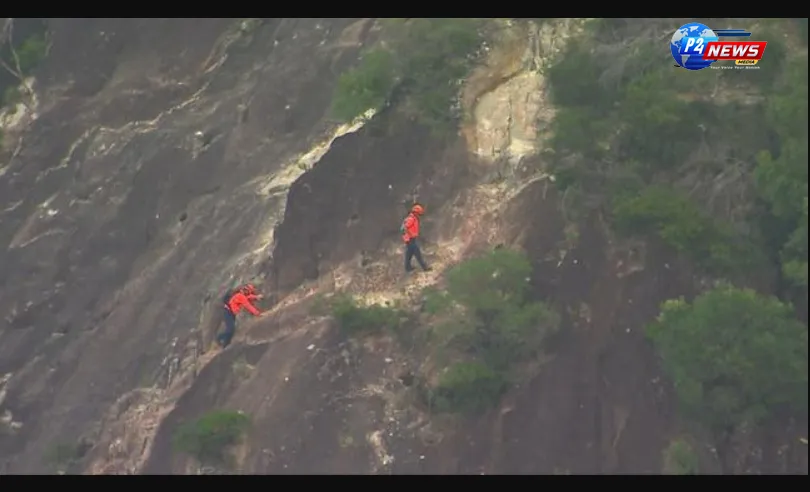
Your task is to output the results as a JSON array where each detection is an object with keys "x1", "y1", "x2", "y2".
[
  {"x1": 754, "y1": 55, "x2": 809, "y2": 288},
  {"x1": 14, "y1": 33, "x2": 47, "y2": 74},
  {"x1": 756, "y1": 136, "x2": 809, "y2": 222},
  {"x1": 1, "y1": 19, "x2": 48, "y2": 109},
  {"x1": 421, "y1": 285, "x2": 453, "y2": 315},
  {"x1": 424, "y1": 248, "x2": 560, "y2": 414},
  {"x1": 544, "y1": 19, "x2": 807, "y2": 296},
  {"x1": 542, "y1": 19, "x2": 808, "y2": 462},
  {"x1": 331, "y1": 18, "x2": 484, "y2": 133},
  {"x1": 325, "y1": 251, "x2": 556, "y2": 415},
  {"x1": 612, "y1": 185, "x2": 753, "y2": 273},
  {"x1": 662, "y1": 439, "x2": 700, "y2": 475},
  {"x1": 781, "y1": 198, "x2": 808, "y2": 286},
  {"x1": 330, "y1": 294, "x2": 403, "y2": 336},
  {"x1": 431, "y1": 361, "x2": 507, "y2": 414},
  {"x1": 172, "y1": 410, "x2": 251, "y2": 466},
  {"x1": 545, "y1": 37, "x2": 621, "y2": 115},
  {"x1": 442, "y1": 248, "x2": 560, "y2": 369},
  {"x1": 617, "y1": 70, "x2": 707, "y2": 171},
  {"x1": 331, "y1": 49, "x2": 396, "y2": 123},
  {"x1": 646, "y1": 285, "x2": 808, "y2": 434}
]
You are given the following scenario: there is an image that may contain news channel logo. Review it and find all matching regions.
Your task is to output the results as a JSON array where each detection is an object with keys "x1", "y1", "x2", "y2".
[{"x1": 670, "y1": 22, "x2": 754, "y2": 71}]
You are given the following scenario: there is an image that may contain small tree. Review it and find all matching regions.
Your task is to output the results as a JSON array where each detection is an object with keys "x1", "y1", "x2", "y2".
[
  {"x1": 172, "y1": 410, "x2": 251, "y2": 467},
  {"x1": 754, "y1": 56, "x2": 809, "y2": 289},
  {"x1": 331, "y1": 48, "x2": 396, "y2": 122},
  {"x1": 444, "y1": 248, "x2": 560, "y2": 370},
  {"x1": 330, "y1": 18, "x2": 484, "y2": 133},
  {"x1": 611, "y1": 185, "x2": 756, "y2": 273},
  {"x1": 647, "y1": 285, "x2": 808, "y2": 438},
  {"x1": 422, "y1": 249, "x2": 560, "y2": 414},
  {"x1": 330, "y1": 294, "x2": 403, "y2": 336}
]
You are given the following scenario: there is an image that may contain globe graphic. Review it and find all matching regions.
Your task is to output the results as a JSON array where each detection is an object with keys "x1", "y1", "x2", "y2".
[{"x1": 670, "y1": 22, "x2": 719, "y2": 71}]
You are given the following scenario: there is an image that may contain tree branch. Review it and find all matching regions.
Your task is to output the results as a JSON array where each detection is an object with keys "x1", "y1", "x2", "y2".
[
  {"x1": 7, "y1": 20, "x2": 28, "y2": 81},
  {"x1": 0, "y1": 18, "x2": 34, "y2": 112}
]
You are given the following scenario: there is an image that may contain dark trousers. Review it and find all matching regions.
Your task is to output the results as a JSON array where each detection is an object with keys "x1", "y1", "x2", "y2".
[
  {"x1": 405, "y1": 238, "x2": 429, "y2": 272},
  {"x1": 217, "y1": 308, "x2": 237, "y2": 347}
]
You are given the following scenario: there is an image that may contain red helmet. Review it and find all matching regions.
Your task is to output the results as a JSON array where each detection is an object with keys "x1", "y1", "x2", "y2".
[
  {"x1": 411, "y1": 204, "x2": 424, "y2": 216},
  {"x1": 242, "y1": 283, "x2": 257, "y2": 295}
]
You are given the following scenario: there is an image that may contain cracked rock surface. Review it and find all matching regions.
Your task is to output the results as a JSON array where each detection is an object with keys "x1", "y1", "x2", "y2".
[
  {"x1": 0, "y1": 18, "x2": 373, "y2": 474},
  {"x1": 1, "y1": 19, "x2": 806, "y2": 475}
]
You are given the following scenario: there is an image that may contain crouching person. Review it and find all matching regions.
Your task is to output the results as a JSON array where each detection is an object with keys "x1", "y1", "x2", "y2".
[{"x1": 217, "y1": 283, "x2": 264, "y2": 348}]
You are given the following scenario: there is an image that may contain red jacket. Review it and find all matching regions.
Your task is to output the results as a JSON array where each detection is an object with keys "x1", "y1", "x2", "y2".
[
  {"x1": 401, "y1": 213, "x2": 420, "y2": 243},
  {"x1": 226, "y1": 292, "x2": 261, "y2": 316}
]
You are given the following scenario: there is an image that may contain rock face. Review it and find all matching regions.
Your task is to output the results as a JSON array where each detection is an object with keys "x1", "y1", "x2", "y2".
[
  {"x1": 0, "y1": 17, "x2": 377, "y2": 473},
  {"x1": 0, "y1": 18, "x2": 806, "y2": 475}
]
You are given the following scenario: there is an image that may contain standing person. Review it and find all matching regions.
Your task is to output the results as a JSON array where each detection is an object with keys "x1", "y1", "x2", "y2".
[
  {"x1": 217, "y1": 283, "x2": 263, "y2": 348},
  {"x1": 400, "y1": 203, "x2": 432, "y2": 273}
]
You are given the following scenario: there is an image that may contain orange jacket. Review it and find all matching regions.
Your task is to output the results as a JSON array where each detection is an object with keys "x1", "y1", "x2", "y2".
[
  {"x1": 401, "y1": 213, "x2": 420, "y2": 243},
  {"x1": 226, "y1": 291, "x2": 261, "y2": 316}
]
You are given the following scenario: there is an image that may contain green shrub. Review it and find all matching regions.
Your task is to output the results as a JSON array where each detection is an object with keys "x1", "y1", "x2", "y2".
[
  {"x1": 423, "y1": 249, "x2": 560, "y2": 414},
  {"x1": 612, "y1": 186, "x2": 752, "y2": 273},
  {"x1": 330, "y1": 294, "x2": 403, "y2": 335},
  {"x1": 617, "y1": 70, "x2": 706, "y2": 170},
  {"x1": 429, "y1": 361, "x2": 507, "y2": 414},
  {"x1": 443, "y1": 249, "x2": 559, "y2": 369},
  {"x1": 421, "y1": 286, "x2": 453, "y2": 315},
  {"x1": 755, "y1": 140, "x2": 808, "y2": 229},
  {"x1": 647, "y1": 285, "x2": 808, "y2": 435},
  {"x1": 331, "y1": 18, "x2": 483, "y2": 132},
  {"x1": 540, "y1": 19, "x2": 809, "y2": 304},
  {"x1": 172, "y1": 410, "x2": 250, "y2": 466},
  {"x1": 548, "y1": 106, "x2": 612, "y2": 162},
  {"x1": 662, "y1": 439, "x2": 700, "y2": 475},
  {"x1": 763, "y1": 55, "x2": 808, "y2": 143},
  {"x1": 544, "y1": 25, "x2": 712, "y2": 194},
  {"x1": 15, "y1": 33, "x2": 48, "y2": 74},
  {"x1": 445, "y1": 249, "x2": 560, "y2": 366},
  {"x1": 1, "y1": 21, "x2": 48, "y2": 113},
  {"x1": 331, "y1": 49, "x2": 397, "y2": 122},
  {"x1": 545, "y1": 39, "x2": 619, "y2": 114},
  {"x1": 397, "y1": 18, "x2": 483, "y2": 132},
  {"x1": 754, "y1": 55, "x2": 808, "y2": 287},
  {"x1": 445, "y1": 248, "x2": 534, "y2": 313},
  {"x1": 781, "y1": 197, "x2": 808, "y2": 287}
]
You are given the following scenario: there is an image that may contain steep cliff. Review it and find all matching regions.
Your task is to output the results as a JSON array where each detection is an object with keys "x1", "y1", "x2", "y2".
[{"x1": 0, "y1": 18, "x2": 806, "y2": 475}]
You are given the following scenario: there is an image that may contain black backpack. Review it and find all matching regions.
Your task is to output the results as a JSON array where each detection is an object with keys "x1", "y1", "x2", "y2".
[{"x1": 221, "y1": 285, "x2": 240, "y2": 306}]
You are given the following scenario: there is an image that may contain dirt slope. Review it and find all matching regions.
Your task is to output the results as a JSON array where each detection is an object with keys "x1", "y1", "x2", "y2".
[{"x1": 0, "y1": 18, "x2": 806, "y2": 475}]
